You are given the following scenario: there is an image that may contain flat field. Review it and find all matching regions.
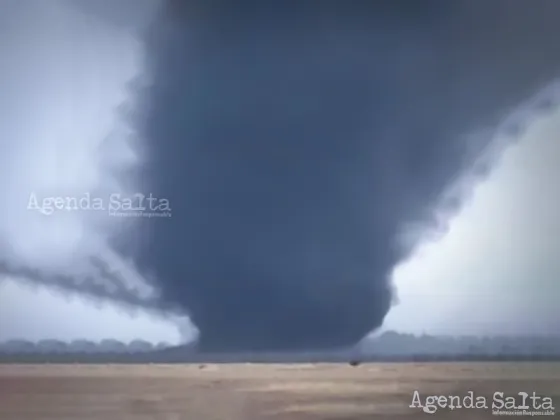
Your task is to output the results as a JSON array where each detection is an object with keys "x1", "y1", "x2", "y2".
[{"x1": 1, "y1": 363, "x2": 559, "y2": 419}]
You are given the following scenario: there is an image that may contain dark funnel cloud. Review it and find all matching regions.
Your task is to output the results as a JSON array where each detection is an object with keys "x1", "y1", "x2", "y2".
[{"x1": 128, "y1": 0, "x2": 560, "y2": 352}]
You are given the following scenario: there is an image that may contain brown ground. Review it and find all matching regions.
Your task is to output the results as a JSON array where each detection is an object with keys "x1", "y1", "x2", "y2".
[{"x1": 0, "y1": 363, "x2": 558, "y2": 419}]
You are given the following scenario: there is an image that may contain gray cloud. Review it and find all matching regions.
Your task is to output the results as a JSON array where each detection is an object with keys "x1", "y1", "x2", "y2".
[
  {"x1": 384, "y1": 102, "x2": 560, "y2": 338},
  {"x1": 124, "y1": 1, "x2": 560, "y2": 351},
  {"x1": 65, "y1": 0, "x2": 160, "y2": 30},
  {"x1": 2, "y1": 0, "x2": 560, "y2": 351},
  {"x1": 0, "y1": 0, "x2": 156, "y2": 313}
]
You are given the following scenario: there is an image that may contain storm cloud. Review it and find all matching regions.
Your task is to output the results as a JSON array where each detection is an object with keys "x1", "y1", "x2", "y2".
[
  {"x1": 2, "y1": 0, "x2": 560, "y2": 352},
  {"x1": 122, "y1": 1, "x2": 560, "y2": 352}
]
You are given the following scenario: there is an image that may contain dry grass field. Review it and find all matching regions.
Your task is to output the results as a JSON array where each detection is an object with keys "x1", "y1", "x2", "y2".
[{"x1": 1, "y1": 363, "x2": 559, "y2": 419}]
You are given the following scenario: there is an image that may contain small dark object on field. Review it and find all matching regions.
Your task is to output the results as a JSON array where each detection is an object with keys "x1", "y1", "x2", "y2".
[{"x1": 348, "y1": 360, "x2": 361, "y2": 367}]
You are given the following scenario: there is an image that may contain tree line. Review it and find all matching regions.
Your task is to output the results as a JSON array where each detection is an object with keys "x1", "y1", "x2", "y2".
[
  {"x1": 1, "y1": 332, "x2": 559, "y2": 363},
  {"x1": 0, "y1": 338, "x2": 169, "y2": 354}
]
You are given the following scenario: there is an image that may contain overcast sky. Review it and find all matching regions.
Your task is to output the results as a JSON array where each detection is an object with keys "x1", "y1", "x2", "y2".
[{"x1": 0, "y1": 0, "x2": 558, "y2": 344}]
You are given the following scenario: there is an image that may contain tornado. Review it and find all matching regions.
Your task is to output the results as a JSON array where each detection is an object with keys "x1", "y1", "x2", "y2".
[{"x1": 124, "y1": 0, "x2": 560, "y2": 352}]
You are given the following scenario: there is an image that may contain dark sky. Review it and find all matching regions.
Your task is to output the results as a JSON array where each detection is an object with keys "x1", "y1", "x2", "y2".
[
  {"x1": 1, "y1": 0, "x2": 559, "y2": 351},
  {"x1": 125, "y1": 1, "x2": 560, "y2": 352}
]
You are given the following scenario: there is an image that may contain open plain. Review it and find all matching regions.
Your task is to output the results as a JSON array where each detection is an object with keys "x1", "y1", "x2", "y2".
[{"x1": 1, "y1": 363, "x2": 559, "y2": 419}]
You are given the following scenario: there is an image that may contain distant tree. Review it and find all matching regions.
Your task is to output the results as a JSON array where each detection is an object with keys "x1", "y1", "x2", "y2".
[
  {"x1": 3, "y1": 339, "x2": 36, "y2": 354},
  {"x1": 500, "y1": 343, "x2": 514, "y2": 355},
  {"x1": 68, "y1": 339, "x2": 97, "y2": 353},
  {"x1": 99, "y1": 339, "x2": 127, "y2": 353},
  {"x1": 127, "y1": 339, "x2": 153, "y2": 353},
  {"x1": 467, "y1": 344, "x2": 480, "y2": 355},
  {"x1": 154, "y1": 341, "x2": 170, "y2": 350},
  {"x1": 37, "y1": 339, "x2": 68, "y2": 353},
  {"x1": 372, "y1": 331, "x2": 406, "y2": 355},
  {"x1": 552, "y1": 337, "x2": 560, "y2": 355}
]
